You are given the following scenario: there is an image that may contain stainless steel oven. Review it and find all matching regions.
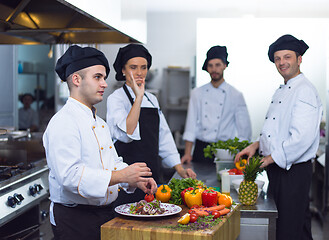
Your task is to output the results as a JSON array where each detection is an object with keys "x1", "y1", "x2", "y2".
[{"x1": 0, "y1": 132, "x2": 52, "y2": 240}]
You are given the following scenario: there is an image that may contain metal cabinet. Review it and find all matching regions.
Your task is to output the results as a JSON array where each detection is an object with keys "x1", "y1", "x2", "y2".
[{"x1": 162, "y1": 67, "x2": 192, "y2": 150}]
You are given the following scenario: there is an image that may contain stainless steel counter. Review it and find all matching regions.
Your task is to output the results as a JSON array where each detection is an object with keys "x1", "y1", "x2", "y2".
[{"x1": 172, "y1": 162, "x2": 278, "y2": 240}]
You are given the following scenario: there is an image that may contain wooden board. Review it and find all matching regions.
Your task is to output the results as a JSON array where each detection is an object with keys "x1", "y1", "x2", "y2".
[{"x1": 101, "y1": 204, "x2": 240, "y2": 240}]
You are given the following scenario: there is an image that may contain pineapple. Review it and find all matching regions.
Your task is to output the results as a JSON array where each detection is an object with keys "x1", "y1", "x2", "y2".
[{"x1": 238, "y1": 156, "x2": 264, "y2": 206}]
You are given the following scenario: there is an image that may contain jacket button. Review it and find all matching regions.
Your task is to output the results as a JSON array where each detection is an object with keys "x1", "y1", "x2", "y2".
[
  {"x1": 273, "y1": 117, "x2": 275, "y2": 120},
  {"x1": 265, "y1": 117, "x2": 268, "y2": 119},
  {"x1": 92, "y1": 126, "x2": 95, "y2": 129},
  {"x1": 102, "y1": 125, "x2": 104, "y2": 128},
  {"x1": 279, "y1": 101, "x2": 281, "y2": 103},
  {"x1": 110, "y1": 191, "x2": 113, "y2": 194},
  {"x1": 101, "y1": 147, "x2": 104, "y2": 150},
  {"x1": 271, "y1": 101, "x2": 273, "y2": 103},
  {"x1": 205, "y1": 115, "x2": 207, "y2": 118},
  {"x1": 260, "y1": 133, "x2": 262, "y2": 136},
  {"x1": 205, "y1": 102, "x2": 208, "y2": 104},
  {"x1": 109, "y1": 146, "x2": 112, "y2": 149},
  {"x1": 268, "y1": 135, "x2": 271, "y2": 137},
  {"x1": 114, "y1": 167, "x2": 117, "y2": 170}
]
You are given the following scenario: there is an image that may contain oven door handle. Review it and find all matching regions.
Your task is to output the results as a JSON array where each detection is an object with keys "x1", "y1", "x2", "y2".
[{"x1": 2, "y1": 224, "x2": 40, "y2": 240}]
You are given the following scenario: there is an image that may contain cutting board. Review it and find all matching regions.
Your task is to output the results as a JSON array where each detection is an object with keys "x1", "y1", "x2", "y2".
[{"x1": 101, "y1": 204, "x2": 240, "y2": 240}]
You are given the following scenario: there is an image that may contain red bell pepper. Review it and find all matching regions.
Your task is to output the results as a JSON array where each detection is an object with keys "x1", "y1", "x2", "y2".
[
  {"x1": 201, "y1": 189, "x2": 218, "y2": 207},
  {"x1": 181, "y1": 187, "x2": 194, "y2": 205}
]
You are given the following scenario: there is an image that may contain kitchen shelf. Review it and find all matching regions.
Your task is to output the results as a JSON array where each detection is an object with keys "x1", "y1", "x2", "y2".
[
  {"x1": 162, "y1": 67, "x2": 192, "y2": 151},
  {"x1": 166, "y1": 104, "x2": 188, "y2": 111}
]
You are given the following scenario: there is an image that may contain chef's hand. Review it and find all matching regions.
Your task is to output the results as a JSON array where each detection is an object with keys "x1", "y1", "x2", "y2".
[
  {"x1": 137, "y1": 178, "x2": 157, "y2": 194},
  {"x1": 260, "y1": 155, "x2": 274, "y2": 168},
  {"x1": 181, "y1": 154, "x2": 192, "y2": 164},
  {"x1": 175, "y1": 164, "x2": 197, "y2": 179},
  {"x1": 110, "y1": 162, "x2": 152, "y2": 186},
  {"x1": 234, "y1": 141, "x2": 259, "y2": 163},
  {"x1": 128, "y1": 71, "x2": 144, "y2": 99}
]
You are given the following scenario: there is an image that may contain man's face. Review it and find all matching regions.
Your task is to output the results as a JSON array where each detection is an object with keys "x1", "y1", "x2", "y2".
[
  {"x1": 207, "y1": 58, "x2": 227, "y2": 82},
  {"x1": 78, "y1": 65, "x2": 108, "y2": 107},
  {"x1": 22, "y1": 95, "x2": 33, "y2": 108},
  {"x1": 274, "y1": 50, "x2": 301, "y2": 82},
  {"x1": 123, "y1": 57, "x2": 148, "y2": 87}
]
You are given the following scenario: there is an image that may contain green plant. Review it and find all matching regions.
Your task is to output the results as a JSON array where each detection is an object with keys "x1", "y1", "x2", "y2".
[{"x1": 203, "y1": 137, "x2": 251, "y2": 159}]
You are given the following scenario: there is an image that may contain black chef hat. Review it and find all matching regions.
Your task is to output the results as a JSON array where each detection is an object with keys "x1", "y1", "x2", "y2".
[
  {"x1": 268, "y1": 34, "x2": 309, "y2": 63},
  {"x1": 55, "y1": 45, "x2": 110, "y2": 81},
  {"x1": 19, "y1": 93, "x2": 35, "y2": 103},
  {"x1": 113, "y1": 44, "x2": 152, "y2": 81},
  {"x1": 202, "y1": 45, "x2": 229, "y2": 71}
]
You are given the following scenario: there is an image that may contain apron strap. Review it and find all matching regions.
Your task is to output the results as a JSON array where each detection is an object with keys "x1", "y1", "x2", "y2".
[{"x1": 123, "y1": 84, "x2": 134, "y2": 105}]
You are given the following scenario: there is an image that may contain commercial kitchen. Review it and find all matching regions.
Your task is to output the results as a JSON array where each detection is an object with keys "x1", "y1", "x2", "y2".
[{"x1": 0, "y1": 0, "x2": 328, "y2": 239}]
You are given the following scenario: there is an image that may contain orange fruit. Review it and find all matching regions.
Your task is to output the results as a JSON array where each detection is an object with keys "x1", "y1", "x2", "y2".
[
  {"x1": 218, "y1": 193, "x2": 233, "y2": 208},
  {"x1": 177, "y1": 213, "x2": 190, "y2": 225}
]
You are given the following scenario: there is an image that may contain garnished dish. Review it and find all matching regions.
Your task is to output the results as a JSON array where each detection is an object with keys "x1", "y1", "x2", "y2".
[{"x1": 115, "y1": 199, "x2": 182, "y2": 218}]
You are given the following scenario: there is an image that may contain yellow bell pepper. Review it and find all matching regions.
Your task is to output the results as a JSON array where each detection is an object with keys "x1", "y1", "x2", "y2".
[
  {"x1": 235, "y1": 159, "x2": 247, "y2": 171},
  {"x1": 184, "y1": 188, "x2": 203, "y2": 208},
  {"x1": 155, "y1": 185, "x2": 172, "y2": 203}
]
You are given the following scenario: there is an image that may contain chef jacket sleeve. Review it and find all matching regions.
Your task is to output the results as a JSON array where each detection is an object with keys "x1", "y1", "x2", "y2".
[
  {"x1": 32, "y1": 110, "x2": 39, "y2": 127},
  {"x1": 45, "y1": 119, "x2": 113, "y2": 199},
  {"x1": 271, "y1": 87, "x2": 322, "y2": 170},
  {"x1": 234, "y1": 93, "x2": 252, "y2": 141},
  {"x1": 106, "y1": 91, "x2": 141, "y2": 143},
  {"x1": 183, "y1": 89, "x2": 198, "y2": 142}
]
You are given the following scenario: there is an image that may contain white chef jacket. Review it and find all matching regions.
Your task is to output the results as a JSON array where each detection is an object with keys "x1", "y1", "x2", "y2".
[
  {"x1": 183, "y1": 81, "x2": 251, "y2": 143},
  {"x1": 43, "y1": 97, "x2": 132, "y2": 225},
  {"x1": 18, "y1": 107, "x2": 38, "y2": 130},
  {"x1": 259, "y1": 73, "x2": 323, "y2": 170},
  {"x1": 106, "y1": 85, "x2": 181, "y2": 168}
]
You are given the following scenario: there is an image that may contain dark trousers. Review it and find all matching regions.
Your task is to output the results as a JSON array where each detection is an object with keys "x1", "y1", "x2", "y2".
[
  {"x1": 52, "y1": 203, "x2": 115, "y2": 240},
  {"x1": 192, "y1": 139, "x2": 214, "y2": 164},
  {"x1": 267, "y1": 160, "x2": 313, "y2": 240}
]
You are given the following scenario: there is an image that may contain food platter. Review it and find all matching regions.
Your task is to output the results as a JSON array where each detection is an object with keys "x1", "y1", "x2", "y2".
[{"x1": 115, "y1": 203, "x2": 182, "y2": 218}]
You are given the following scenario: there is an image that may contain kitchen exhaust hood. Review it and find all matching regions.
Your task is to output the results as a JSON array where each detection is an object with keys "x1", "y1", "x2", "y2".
[{"x1": 0, "y1": 0, "x2": 141, "y2": 44}]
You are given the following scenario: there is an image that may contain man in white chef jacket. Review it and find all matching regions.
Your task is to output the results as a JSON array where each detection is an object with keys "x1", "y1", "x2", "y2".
[
  {"x1": 43, "y1": 45, "x2": 157, "y2": 240},
  {"x1": 235, "y1": 34, "x2": 322, "y2": 240},
  {"x1": 182, "y1": 45, "x2": 252, "y2": 164}
]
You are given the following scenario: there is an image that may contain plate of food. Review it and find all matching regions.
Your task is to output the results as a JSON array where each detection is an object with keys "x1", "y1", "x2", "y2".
[{"x1": 115, "y1": 199, "x2": 182, "y2": 218}]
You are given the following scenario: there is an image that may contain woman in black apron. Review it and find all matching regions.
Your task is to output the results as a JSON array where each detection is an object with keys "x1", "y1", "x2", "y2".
[{"x1": 107, "y1": 44, "x2": 196, "y2": 205}]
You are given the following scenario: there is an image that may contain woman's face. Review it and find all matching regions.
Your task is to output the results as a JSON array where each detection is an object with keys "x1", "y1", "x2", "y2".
[{"x1": 123, "y1": 57, "x2": 148, "y2": 86}]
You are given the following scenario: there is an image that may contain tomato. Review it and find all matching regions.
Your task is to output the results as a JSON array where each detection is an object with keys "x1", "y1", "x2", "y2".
[
  {"x1": 144, "y1": 194, "x2": 154, "y2": 202},
  {"x1": 190, "y1": 204, "x2": 201, "y2": 209},
  {"x1": 189, "y1": 213, "x2": 198, "y2": 223},
  {"x1": 212, "y1": 210, "x2": 221, "y2": 219},
  {"x1": 236, "y1": 169, "x2": 244, "y2": 175}
]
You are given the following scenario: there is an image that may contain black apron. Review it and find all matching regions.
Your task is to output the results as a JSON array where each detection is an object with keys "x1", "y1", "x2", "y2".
[
  {"x1": 193, "y1": 139, "x2": 215, "y2": 164},
  {"x1": 114, "y1": 84, "x2": 160, "y2": 205}
]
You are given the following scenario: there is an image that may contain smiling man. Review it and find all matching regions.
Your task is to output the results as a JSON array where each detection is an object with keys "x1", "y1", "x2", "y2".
[
  {"x1": 43, "y1": 45, "x2": 157, "y2": 240},
  {"x1": 181, "y1": 45, "x2": 252, "y2": 164},
  {"x1": 235, "y1": 34, "x2": 323, "y2": 240}
]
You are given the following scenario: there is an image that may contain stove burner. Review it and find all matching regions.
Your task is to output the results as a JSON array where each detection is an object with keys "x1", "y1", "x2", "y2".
[{"x1": 0, "y1": 163, "x2": 34, "y2": 181}]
